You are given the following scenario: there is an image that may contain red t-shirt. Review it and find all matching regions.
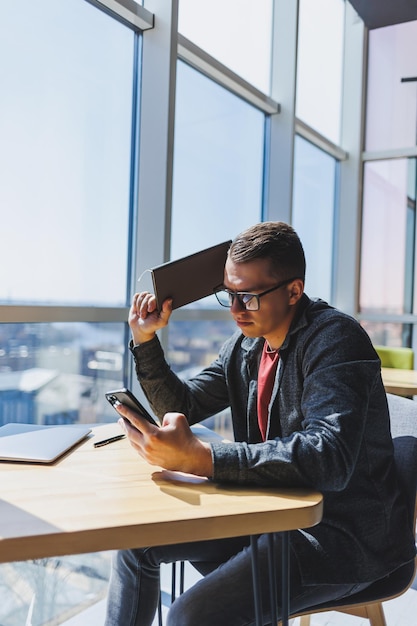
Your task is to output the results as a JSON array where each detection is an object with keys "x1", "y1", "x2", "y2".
[{"x1": 257, "y1": 342, "x2": 280, "y2": 441}]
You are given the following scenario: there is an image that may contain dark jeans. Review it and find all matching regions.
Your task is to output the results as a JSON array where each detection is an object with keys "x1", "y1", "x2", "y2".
[{"x1": 104, "y1": 534, "x2": 370, "y2": 626}]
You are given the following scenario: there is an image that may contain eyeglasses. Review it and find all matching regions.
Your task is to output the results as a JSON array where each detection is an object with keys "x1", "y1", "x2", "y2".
[{"x1": 214, "y1": 277, "x2": 299, "y2": 311}]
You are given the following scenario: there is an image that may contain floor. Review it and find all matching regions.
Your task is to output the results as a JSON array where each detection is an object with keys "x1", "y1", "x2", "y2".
[{"x1": 63, "y1": 560, "x2": 417, "y2": 625}]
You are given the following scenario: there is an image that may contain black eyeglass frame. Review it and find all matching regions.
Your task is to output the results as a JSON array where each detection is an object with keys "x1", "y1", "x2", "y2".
[{"x1": 213, "y1": 276, "x2": 301, "y2": 311}]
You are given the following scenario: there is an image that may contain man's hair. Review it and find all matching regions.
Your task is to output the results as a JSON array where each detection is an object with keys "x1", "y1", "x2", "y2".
[{"x1": 228, "y1": 222, "x2": 306, "y2": 281}]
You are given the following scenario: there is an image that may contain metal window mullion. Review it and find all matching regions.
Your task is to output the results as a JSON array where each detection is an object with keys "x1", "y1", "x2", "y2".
[
  {"x1": 363, "y1": 147, "x2": 417, "y2": 161},
  {"x1": 357, "y1": 312, "x2": 417, "y2": 325},
  {"x1": 333, "y1": 2, "x2": 367, "y2": 316},
  {"x1": 263, "y1": 0, "x2": 299, "y2": 223},
  {"x1": 177, "y1": 34, "x2": 279, "y2": 115},
  {"x1": 85, "y1": 0, "x2": 154, "y2": 31},
  {"x1": 135, "y1": 0, "x2": 178, "y2": 267},
  {"x1": 295, "y1": 118, "x2": 348, "y2": 161},
  {"x1": 0, "y1": 306, "x2": 129, "y2": 324},
  {"x1": 132, "y1": 0, "x2": 179, "y2": 365}
]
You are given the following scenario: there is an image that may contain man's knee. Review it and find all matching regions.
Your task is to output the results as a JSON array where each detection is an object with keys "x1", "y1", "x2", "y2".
[
  {"x1": 166, "y1": 593, "x2": 197, "y2": 626},
  {"x1": 113, "y1": 547, "x2": 156, "y2": 573},
  {"x1": 167, "y1": 580, "x2": 218, "y2": 626}
]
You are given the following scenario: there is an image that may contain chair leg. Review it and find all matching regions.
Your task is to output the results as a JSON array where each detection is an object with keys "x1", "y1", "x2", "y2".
[
  {"x1": 293, "y1": 603, "x2": 387, "y2": 626},
  {"x1": 339, "y1": 602, "x2": 387, "y2": 626},
  {"x1": 365, "y1": 602, "x2": 387, "y2": 626}
]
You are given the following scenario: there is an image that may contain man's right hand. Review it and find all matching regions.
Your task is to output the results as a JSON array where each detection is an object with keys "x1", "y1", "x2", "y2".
[{"x1": 129, "y1": 291, "x2": 173, "y2": 345}]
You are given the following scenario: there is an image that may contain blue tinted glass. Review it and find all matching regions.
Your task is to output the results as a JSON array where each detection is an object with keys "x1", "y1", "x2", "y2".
[
  {"x1": 178, "y1": 0, "x2": 273, "y2": 93},
  {"x1": 0, "y1": 0, "x2": 135, "y2": 305},
  {"x1": 296, "y1": 0, "x2": 344, "y2": 144},
  {"x1": 171, "y1": 61, "x2": 264, "y2": 261},
  {"x1": 292, "y1": 136, "x2": 337, "y2": 302}
]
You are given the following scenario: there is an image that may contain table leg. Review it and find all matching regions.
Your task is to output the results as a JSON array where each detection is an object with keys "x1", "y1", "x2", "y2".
[
  {"x1": 251, "y1": 532, "x2": 290, "y2": 626},
  {"x1": 250, "y1": 535, "x2": 263, "y2": 626},
  {"x1": 281, "y1": 531, "x2": 290, "y2": 626},
  {"x1": 268, "y1": 533, "x2": 278, "y2": 625}
]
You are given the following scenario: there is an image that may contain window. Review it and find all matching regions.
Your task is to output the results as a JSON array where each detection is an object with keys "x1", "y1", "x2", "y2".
[
  {"x1": 359, "y1": 158, "x2": 416, "y2": 347},
  {"x1": 0, "y1": 0, "x2": 135, "y2": 306},
  {"x1": 360, "y1": 18, "x2": 417, "y2": 349},
  {"x1": 0, "y1": 322, "x2": 126, "y2": 426},
  {"x1": 167, "y1": 318, "x2": 236, "y2": 439},
  {"x1": 366, "y1": 20, "x2": 417, "y2": 152},
  {"x1": 0, "y1": 0, "x2": 363, "y2": 622},
  {"x1": 178, "y1": 0, "x2": 273, "y2": 93},
  {"x1": 360, "y1": 159, "x2": 415, "y2": 317},
  {"x1": 0, "y1": 553, "x2": 111, "y2": 625},
  {"x1": 171, "y1": 61, "x2": 264, "y2": 262},
  {"x1": 296, "y1": 0, "x2": 345, "y2": 144},
  {"x1": 292, "y1": 136, "x2": 337, "y2": 303},
  {"x1": 0, "y1": 0, "x2": 137, "y2": 424},
  {"x1": 0, "y1": 1, "x2": 141, "y2": 622}
]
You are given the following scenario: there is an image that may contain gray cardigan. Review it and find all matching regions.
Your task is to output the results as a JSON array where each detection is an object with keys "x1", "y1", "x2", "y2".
[{"x1": 130, "y1": 294, "x2": 416, "y2": 585}]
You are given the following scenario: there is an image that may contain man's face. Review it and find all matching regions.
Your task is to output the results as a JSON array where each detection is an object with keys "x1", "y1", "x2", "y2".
[{"x1": 223, "y1": 257, "x2": 303, "y2": 344}]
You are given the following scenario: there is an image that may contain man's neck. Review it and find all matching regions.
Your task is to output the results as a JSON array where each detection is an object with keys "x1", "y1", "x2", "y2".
[{"x1": 263, "y1": 302, "x2": 300, "y2": 351}]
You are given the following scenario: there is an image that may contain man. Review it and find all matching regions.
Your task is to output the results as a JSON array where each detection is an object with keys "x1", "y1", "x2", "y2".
[{"x1": 105, "y1": 222, "x2": 415, "y2": 626}]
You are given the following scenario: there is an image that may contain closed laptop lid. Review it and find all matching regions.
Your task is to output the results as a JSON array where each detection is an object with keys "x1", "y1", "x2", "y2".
[{"x1": 0, "y1": 423, "x2": 91, "y2": 464}]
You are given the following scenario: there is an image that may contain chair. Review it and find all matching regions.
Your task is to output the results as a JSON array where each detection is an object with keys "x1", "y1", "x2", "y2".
[
  {"x1": 160, "y1": 395, "x2": 417, "y2": 626},
  {"x1": 374, "y1": 345, "x2": 414, "y2": 370},
  {"x1": 294, "y1": 393, "x2": 417, "y2": 626}
]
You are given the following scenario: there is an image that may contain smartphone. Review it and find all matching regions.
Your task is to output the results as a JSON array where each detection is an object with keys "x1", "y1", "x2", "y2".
[{"x1": 105, "y1": 388, "x2": 160, "y2": 427}]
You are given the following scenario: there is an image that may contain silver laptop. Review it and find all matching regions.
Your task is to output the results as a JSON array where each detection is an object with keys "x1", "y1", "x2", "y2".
[{"x1": 0, "y1": 423, "x2": 91, "y2": 463}]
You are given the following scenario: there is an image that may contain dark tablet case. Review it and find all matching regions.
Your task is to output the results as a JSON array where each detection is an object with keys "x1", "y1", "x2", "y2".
[{"x1": 151, "y1": 240, "x2": 231, "y2": 310}]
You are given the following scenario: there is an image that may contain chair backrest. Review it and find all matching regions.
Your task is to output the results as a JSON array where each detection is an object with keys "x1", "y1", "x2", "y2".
[
  {"x1": 375, "y1": 345, "x2": 414, "y2": 370},
  {"x1": 292, "y1": 394, "x2": 417, "y2": 626},
  {"x1": 387, "y1": 393, "x2": 417, "y2": 528}
]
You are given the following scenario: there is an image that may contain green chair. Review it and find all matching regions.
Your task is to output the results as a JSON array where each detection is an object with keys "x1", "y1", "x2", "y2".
[{"x1": 374, "y1": 345, "x2": 414, "y2": 370}]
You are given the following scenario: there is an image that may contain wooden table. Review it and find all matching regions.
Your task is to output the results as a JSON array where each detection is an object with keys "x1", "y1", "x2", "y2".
[
  {"x1": 382, "y1": 367, "x2": 417, "y2": 397},
  {"x1": 0, "y1": 424, "x2": 323, "y2": 624}
]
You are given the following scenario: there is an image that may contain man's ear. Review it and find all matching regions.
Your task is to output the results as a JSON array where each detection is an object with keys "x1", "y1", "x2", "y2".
[{"x1": 288, "y1": 279, "x2": 304, "y2": 305}]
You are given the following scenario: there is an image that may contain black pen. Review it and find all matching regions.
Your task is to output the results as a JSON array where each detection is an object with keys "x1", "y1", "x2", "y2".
[{"x1": 94, "y1": 434, "x2": 126, "y2": 448}]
